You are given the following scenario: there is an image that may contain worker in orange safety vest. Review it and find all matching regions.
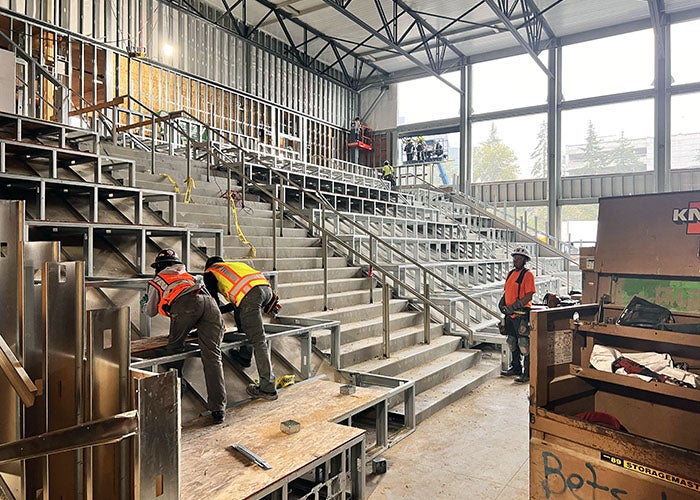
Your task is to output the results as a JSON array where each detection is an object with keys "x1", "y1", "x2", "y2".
[
  {"x1": 142, "y1": 248, "x2": 227, "y2": 424},
  {"x1": 498, "y1": 246, "x2": 536, "y2": 383}
]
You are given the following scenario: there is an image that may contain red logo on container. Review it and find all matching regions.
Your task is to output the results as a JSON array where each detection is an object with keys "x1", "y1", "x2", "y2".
[{"x1": 672, "y1": 202, "x2": 700, "y2": 234}]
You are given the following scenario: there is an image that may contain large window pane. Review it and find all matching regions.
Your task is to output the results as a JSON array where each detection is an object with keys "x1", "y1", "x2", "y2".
[
  {"x1": 562, "y1": 31, "x2": 653, "y2": 100},
  {"x1": 670, "y1": 93, "x2": 700, "y2": 170},
  {"x1": 397, "y1": 72, "x2": 460, "y2": 125},
  {"x1": 562, "y1": 205, "x2": 599, "y2": 245},
  {"x1": 471, "y1": 114, "x2": 547, "y2": 181},
  {"x1": 671, "y1": 19, "x2": 700, "y2": 85},
  {"x1": 472, "y1": 53, "x2": 547, "y2": 113},
  {"x1": 561, "y1": 101, "x2": 653, "y2": 176}
]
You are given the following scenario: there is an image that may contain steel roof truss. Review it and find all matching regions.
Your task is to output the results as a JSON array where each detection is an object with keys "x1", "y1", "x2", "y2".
[
  {"x1": 484, "y1": 0, "x2": 553, "y2": 78},
  {"x1": 318, "y1": 0, "x2": 463, "y2": 94}
]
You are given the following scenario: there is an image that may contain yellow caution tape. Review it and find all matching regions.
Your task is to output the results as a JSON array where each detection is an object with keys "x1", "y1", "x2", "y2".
[
  {"x1": 160, "y1": 173, "x2": 180, "y2": 194},
  {"x1": 228, "y1": 192, "x2": 256, "y2": 258},
  {"x1": 183, "y1": 176, "x2": 195, "y2": 204},
  {"x1": 276, "y1": 374, "x2": 295, "y2": 389}
]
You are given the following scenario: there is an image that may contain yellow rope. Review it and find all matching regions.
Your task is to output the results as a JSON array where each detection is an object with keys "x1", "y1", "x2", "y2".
[
  {"x1": 228, "y1": 192, "x2": 256, "y2": 258},
  {"x1": 183, "y1": 176, "x2": 196, "y2": 204},
  {"x1": 160, "y1": 173, "x2": 180, "y2": 194}
]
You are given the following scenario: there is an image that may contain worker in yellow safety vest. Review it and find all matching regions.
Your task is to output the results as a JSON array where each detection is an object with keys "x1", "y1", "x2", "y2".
[
  {"x1": 203, "y1": 257, "x2": 280, "y2": 401},
  {"x1": 382, "y1": 160, "x2": 396, "y2": 189},
  {"x1": 142, "y1": 248, "x2": 227, "y2": 424}
]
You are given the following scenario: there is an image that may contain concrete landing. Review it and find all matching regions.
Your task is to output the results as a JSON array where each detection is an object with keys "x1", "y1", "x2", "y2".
[{"x1": 367, "y1": 376, "x2": 530, "y2": 500}]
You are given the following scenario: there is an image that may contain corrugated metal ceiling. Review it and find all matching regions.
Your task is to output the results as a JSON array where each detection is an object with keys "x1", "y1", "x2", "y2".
[{"x1": 195, "y1": 0, "x2": 700, "y2": 85}]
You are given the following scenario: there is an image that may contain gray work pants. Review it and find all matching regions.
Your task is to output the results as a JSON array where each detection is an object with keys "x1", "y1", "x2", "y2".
[
  {"x1": 238, "y1": 285, "x2": 276, "y2": 393},
  {"x1": 168, "y1": 291, "x2": 226, "y2": 412}
]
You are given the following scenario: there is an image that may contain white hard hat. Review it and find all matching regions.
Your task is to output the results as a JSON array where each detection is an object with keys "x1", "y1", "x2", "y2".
[{"x1": 511, "y1": 247, "x2": 531, "y2": 260}]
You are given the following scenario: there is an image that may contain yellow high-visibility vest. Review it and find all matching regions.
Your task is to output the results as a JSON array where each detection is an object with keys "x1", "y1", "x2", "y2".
[{"x1": 208, "y1": 262, "x2": 269, "y2": 306}]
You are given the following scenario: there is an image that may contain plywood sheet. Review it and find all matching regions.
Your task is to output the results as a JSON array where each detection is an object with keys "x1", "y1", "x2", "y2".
[{"x1": 181, "y1": 380, "x2": 387, "y2": 498}]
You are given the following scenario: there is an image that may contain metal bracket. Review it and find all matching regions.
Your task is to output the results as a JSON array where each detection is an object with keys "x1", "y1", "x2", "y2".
[{"x1": 0, "y1": 334, "x2": 39, "y2": 407}]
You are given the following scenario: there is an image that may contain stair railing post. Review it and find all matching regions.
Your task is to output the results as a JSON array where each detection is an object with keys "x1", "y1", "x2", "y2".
[
  {"x1": 272, "y1": 184, "x2": 278, "y2": 272},
  {"x1": 322, "y1": 205, "x2": 328, "y2": 311},
  {"x1": 423, "y1": 281, "x2": 430, "y2": 345},
  {"x1": 226, "y1": 169, "x2": 232, "y2": 236},
  {"x1": 382, "y1": 274, "x2": 390, "y2": 358},
  {"x1": 111, "y1": 104, "x2": 118, "y2": 145},
  {"x1": 368, "y1": 235, "x2": 374, "y2": 304},
  {"x1": 150, "y1": 112, "x2": 156, "y2": 175},
  {"x1": 206, "y1": 127, "x2": 212, "y2": 182}
]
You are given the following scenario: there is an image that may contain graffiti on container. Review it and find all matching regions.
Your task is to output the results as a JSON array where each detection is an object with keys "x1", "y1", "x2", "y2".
[{"x1": 541, "y1": 451, "x2": 629, "y2": 499}]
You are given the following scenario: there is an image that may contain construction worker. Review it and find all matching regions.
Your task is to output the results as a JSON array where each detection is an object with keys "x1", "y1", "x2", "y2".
[
  {"x1": 142, "y1": 249, "x2": 227, "y2": 424},
  {"x1": 498, "y1": 247, "x2": 536, "y2": 383},
  {"x1": 203, "y1": 257, "x2": 279, "y2": 401},
  {"x1": 382, "y1": 160, "x2": 396, "y2": 189}
]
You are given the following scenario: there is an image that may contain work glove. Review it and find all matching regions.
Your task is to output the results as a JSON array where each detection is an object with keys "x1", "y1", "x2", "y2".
[
  {"x1": 505, "y1": 299, "x2": 525, "y2": 315},
  {"x1": 140, "y1": 293, "x2": 148, "y2": 309},
  {"x1": 498, "y1": 295, "x2": 508, "y2": 315}
]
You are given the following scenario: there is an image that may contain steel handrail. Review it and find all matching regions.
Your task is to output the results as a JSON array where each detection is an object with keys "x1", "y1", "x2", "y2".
[{"x1": 400, "y1": 173, "x2": 578, "y2": 267}]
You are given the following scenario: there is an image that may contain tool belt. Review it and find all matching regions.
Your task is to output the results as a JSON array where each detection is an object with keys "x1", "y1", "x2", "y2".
[{"x1": 262, "y1": 291, "x2": 281, "y2": 316}]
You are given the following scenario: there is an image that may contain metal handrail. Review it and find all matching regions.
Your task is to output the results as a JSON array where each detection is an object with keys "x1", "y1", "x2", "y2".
[
  {"x1": 205, "y1": 148, "x2": 508, "y2": 347},
  {"x1": 402, "y1": 175, "x2": 577, "y2": 264}
]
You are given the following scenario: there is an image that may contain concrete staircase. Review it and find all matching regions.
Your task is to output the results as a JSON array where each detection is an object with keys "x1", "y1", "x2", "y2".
[{"x1": 100, "y1": 145, "x2": 501, "y2": 423}]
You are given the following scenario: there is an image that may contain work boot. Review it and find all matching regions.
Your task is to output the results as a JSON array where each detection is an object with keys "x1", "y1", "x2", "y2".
[
  {"x1": 246, "y1": 383, "x2": 278, "y2": 401},
  {"x1": 501, "y1": 351, "x2": 521, "y2": 376},
  {"x1": 211, "y1": 410, "x2": 225, "y2": 425},
  {"x1": 515, "y1": 355, "x2": 530, "y2": 383},
  {"x1": 229, "y1": 349, "x2": 252, "y2": 368},
  {"x1": 501, "y1": 366, "x2": 522, "y2": 377}
]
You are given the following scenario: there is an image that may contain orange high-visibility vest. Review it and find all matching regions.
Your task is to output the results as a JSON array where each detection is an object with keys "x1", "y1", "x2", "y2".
[
  {"x1": 208, "y1": 262, "x2": 269, "y2": 306},
  {"x1": 149, "y1": 271, "x2": 197, "y2": 316}
]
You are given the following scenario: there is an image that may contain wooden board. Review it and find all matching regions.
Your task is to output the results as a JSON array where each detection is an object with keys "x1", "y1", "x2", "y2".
[{"x1": 180, "y1": 379, "x2": 388, "y2": 498}]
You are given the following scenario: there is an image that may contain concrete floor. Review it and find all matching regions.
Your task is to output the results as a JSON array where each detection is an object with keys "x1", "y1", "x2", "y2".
[{"x1": 367, "y1": 376, "x2": 530, "y2": 500}]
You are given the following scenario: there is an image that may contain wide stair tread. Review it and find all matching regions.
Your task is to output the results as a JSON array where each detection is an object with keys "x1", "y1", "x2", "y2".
[
  {"x1": 391, "y1": 357, "x2": 500, "y2": 424},
  {"x1": 347, "y1": 335, "x2": 462, "y2": 376}
]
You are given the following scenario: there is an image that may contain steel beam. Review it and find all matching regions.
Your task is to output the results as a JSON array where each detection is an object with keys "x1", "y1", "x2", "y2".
[
  {"x1": 0, "y1": 412, "x2": 138, "y2": 465},
  {"x1": 484, "y1": 0, "x2": 553, "y2": 78},
  {"x1": 318, "y1": 0, "x2": 464, "y2": 94}
]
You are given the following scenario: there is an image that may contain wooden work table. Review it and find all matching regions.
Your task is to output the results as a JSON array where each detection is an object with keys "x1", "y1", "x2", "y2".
[{"x1": 180, "y1": 379, "x2": 389, "y2": 499}]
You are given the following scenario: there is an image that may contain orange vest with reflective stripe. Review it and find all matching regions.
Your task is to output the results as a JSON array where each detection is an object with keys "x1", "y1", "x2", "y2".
[
  {"x1": 149, "y1": 271, "x2": 197, "y2": 316},
  {"x1": 208, "y1": 262, "x2": 269, "y2": 306}
]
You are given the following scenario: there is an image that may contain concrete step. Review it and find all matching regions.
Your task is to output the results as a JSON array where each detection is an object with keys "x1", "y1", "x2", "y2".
[
  {"x1": 390, "y1": 357, "x2": 500, "y2": 424},
  {"x1": 242, "y1": 256, "x2": 349, "y2": 272},
  {"x1": 278, "y1": 289, "x2": 386, "y2": 316},
  {"x1": 334, "y1": 324, "x2": 443, "y2": 367},
  {"x1": 172, "y1": 198, "x2": 272, "y2": 214},
  {"x1": 276, "y1": 266, "x2": 362, "y2": 283},
  {"x1": 223, "y1": 245, "x2": 323, "y2": 259},
  {"x1": 389, "y1": 349, "x2": 482, "y2": 398},
  {"x1": 295, "y1": 297, "x2": 408, "y2": 324},
  {"x1": 313, "y1": 310, "x2": 431, "y2": 351},
  {"x1": 346, "y1": 335, "x2": 462, "y2": 377},
  {"x1": 278, "y1": 277, "x2": 371, "y2": 299}
]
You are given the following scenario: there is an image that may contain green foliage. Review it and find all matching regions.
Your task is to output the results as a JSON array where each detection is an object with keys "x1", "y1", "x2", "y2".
[
  {"x1": 583, "y1": 121, "x2": 607, "y2": 173},
  {"x1": 473, "y1": 124, "x2": 520, "y2": 182},
  {"x1": 607, "y1": 131, "x2": 645, "y2": 172},
  {"x1": 530, "y1": 120, "x2": 548, "y2": 178}
]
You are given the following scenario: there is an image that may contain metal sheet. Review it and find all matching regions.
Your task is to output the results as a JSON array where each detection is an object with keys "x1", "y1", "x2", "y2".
[
  {"x1": 87, "y1": 307, "x2": 131, "y2": 499},
  {"x1": 0, "y1": 201, "x2": 23, "y2": 477},
  {"x1": 43, "y1": 261, "x2": 84, "y2": 499},
  {"x1": 22, "y1": 241, "x2": 59, "y2": 500},
  {"x1": 136, "y1": 371, "x2": 180, "y2": 500}
]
